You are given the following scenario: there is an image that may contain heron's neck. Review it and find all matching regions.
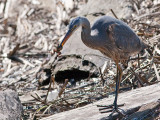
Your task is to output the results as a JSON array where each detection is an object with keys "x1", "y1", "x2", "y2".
[
  {"x1": 81, "y1": 17, "x2": 91, "y2": 34},
  {"x1": 80, "y1": 17, "x2": 98, "y2": 49}
]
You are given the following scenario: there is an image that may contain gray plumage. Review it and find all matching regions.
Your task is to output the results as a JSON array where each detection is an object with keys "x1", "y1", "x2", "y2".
[
  {"x1": 58, "y1": 16, "x2": 147, "y2": 114},
  {"x1": 79, "y1": 16, "x2": 146, "y2": 61}
]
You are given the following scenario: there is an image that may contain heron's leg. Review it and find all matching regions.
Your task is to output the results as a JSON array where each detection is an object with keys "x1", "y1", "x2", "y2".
[
  {"x1": 97, "y1": 60, "x2": 125, "y2": 115},
  {"x1": 113, "y1": 67, "x2": 120, "y2": 109},
  {"x1": 113, "y1": 61, "x2": 123, "y2": 110}
]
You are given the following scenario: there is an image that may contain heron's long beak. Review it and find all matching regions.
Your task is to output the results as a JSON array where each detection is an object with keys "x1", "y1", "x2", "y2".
[{"x1": 59, "y1": 30, "x2": 72, "y2": 48}]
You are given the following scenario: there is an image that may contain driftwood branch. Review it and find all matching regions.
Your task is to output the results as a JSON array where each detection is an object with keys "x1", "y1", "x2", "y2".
[{"x1": 40, "y1": 83, "x2": 160, "y2": 120}]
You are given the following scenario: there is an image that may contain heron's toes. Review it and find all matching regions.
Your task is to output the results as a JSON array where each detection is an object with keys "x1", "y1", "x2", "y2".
[{"x1": 97, "y1": 103, "x2": 125, "y2": 115}]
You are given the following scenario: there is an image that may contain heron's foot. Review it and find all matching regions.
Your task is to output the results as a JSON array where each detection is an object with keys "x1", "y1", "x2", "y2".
[{"x1": 97, "y1": 103, "x2": 125, "y2": 116}]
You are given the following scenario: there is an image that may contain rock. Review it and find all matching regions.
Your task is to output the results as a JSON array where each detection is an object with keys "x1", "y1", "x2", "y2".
[{"x1": 0, "y1": 89, "x2": 23, "y2": 120}]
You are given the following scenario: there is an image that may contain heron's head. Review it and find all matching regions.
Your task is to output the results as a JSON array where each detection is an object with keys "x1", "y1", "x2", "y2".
[{"x1": 57, "y1": 17, "x2": 81, "y2": 51}]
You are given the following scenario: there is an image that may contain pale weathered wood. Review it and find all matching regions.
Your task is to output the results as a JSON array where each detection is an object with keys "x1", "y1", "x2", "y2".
[{"x1": 40, "y1": 83, "x2": 160, "y2": 120}]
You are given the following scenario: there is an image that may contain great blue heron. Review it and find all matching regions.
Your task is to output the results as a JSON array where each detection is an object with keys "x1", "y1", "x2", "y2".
[{"x1": 55, "y1": 16, "x2": 147, "y2": 115}]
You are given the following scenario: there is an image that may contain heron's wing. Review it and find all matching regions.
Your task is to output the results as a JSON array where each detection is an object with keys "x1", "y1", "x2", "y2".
[{"x1": 106, "y1": 23, "x2": 141, "y2": 53}]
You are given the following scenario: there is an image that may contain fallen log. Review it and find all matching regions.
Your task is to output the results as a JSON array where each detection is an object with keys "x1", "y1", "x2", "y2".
[{"x1": 40, "y1": 83, "x2": 160, "y2": 120}]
